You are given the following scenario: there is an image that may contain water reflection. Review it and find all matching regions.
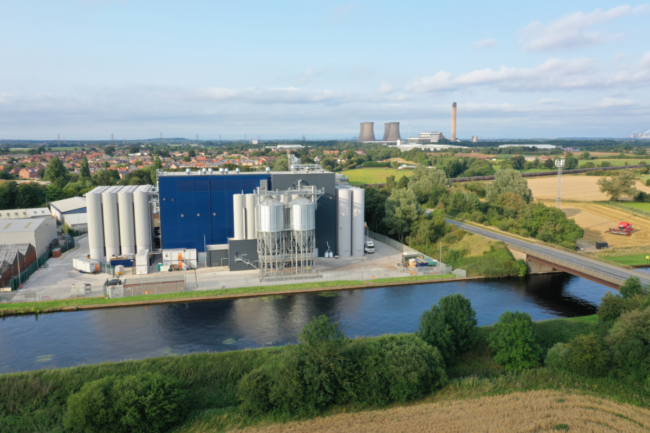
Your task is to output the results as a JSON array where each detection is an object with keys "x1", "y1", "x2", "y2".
[{"x1": 0, "y1": 273, "x2": 614, "y2": 374}]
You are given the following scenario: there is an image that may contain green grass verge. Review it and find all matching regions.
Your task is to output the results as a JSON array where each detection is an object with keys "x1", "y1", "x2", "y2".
[
  {"x1": 0, "y1": 274, "x2": 456, "y2": 316},
  {"x1": 598, "y1": 254, "x2": 650, "y2": 267},
  {"x1": 619, "y1": 202, "x2": 650, "y2": 211},
  {"x1": 5, "y1": 313, "x2": 644, "y2": 433},
  {"x1": 341, "y1": 168, "x2": 413, "y2": 185}
]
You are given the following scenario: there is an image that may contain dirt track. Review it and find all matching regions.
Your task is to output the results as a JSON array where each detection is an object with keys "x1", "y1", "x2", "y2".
[
  {"x1": 528, "y1": 176, "x2": 650, "y2": 201},
  {"x1": 238, "y1": 390, "x2": 650, "y2": 433},
  {"x1": 561, "y1": 203, "x2": 650, "y2": 248}
]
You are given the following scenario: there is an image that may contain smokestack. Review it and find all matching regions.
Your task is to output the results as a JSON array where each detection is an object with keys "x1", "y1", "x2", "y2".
[
  {"x1": 358, "y1": 122, "x2": 376, "y2": 142},
  {"x1": 382, "y1": 122, "x2": 401, "y2": 141},
  {"x1": 451, "y1": 102, "x2": 457, "y2": 142}
]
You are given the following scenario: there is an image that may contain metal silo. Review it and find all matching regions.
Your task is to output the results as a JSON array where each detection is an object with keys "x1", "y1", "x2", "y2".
[
  {"x1": 245, "y1": 194, "x2": 256, "y2": 240},
  {"x1": 102, "y1": 188, "x2": 121, "y2": 259},
  {"x1": 289, "y1": 197, "x2": 316, "y2": 273},
  {"x1": 87, "y1": 188, "x2": 106, "y2": 262},
  {"x1": 352, "y1": 188, "x2": 365, "y2": 257},
  {"x1": 118, "y1": 186, "x2": 136, "y2": 256},
  {"x1": 257, "y1": 198, "x2": 285, "y2": 277},
  {"x1": 233, "y1": 194, "x2": 245, "y2": 240},
  {"x1": 336, "y1": 188, "x2": 352, "y2": 258},
  {"x1": 134, "y1": 186, "x2": 151, "y2": 253}
]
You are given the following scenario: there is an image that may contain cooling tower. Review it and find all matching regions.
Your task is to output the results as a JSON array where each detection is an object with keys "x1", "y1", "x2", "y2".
[
  {"x1": 358, "y1": 122, "x2": 376, "y2": 142},
  {"x1": 451, "y1": 102, "x2": 457, "y2": 141},
  {"x1": 382, "y1": 122, "x2": 401, "y2": 141}
]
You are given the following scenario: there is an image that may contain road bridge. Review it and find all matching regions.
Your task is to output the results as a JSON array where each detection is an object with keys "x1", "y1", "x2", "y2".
[{"x1": 447, "y1": 219, "x2": 650, "y2": 289}]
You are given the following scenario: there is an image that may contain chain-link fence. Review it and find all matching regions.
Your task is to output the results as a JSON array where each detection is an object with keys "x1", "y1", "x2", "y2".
[
  {"x1": 1, "y1": 283, "x2": 107, "y2": 303},
  {"x1": 7, "y1": 238, "x2": 76, "y2": 290}
]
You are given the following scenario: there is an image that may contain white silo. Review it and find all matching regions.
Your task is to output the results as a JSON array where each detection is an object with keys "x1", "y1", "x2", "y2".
[
  {"x1": 134, "y1": 186, "x2": 151, "y2": 253},
  {"x1": 257, "y1": 198, "x2": 285, "y2": 277},
  {"x1": 351, "y1": 187, "x2": 365, "y2": 257},
  {"x1": 118, "y1": 186, "x2": 136, "y2": 256},
  {"x1": 233, "y1": 194, "x2": 245, "y2": 240},
  {"x1": 102, "y1": 188, "x2": 121, "y2": 259},
  {"x1": 289, "y1": 197, "x2": 316, "y2": 273},
  {"x1": 245, "y1": 194, "x2": 257, "y2": 240},
  {"x1": 87, "y1": 188, "x2": 106, "y2": 262},
  {"x1": 336, "y1": 188, "x2": 352, "y2": 258}
]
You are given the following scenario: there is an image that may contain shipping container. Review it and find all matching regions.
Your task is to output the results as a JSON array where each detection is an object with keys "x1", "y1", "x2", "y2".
[{"x1": 73, "y1": 257, "x2": 100, "y2": 273}]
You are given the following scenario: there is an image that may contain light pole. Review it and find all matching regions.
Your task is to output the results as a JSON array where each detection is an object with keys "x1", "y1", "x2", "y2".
[{"x1": 554, "y1": 158, "x2": 565, "y2": 209}]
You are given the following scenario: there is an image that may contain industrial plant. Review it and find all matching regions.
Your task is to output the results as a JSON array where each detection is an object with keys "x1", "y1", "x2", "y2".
[{"x1": 82, "y1": 164, "x2": 366, "y2": 281}]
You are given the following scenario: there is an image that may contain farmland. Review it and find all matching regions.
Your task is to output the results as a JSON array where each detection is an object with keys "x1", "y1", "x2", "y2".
[
  {"x1": 527, "y1": 175, "x2": 650, "y2": 201},
  {"x1": 342, "y1": 168, "x2": 413, "y2": 185},
  {"x1": 240, "y1": 390, "x2": 650, "y2": 433}
]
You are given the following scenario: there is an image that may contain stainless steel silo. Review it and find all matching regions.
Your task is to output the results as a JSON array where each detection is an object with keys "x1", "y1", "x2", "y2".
[
  {"x1": 336, "y1": 188, "x2": 352, "y2": 258},
  {"x1": 257, "y1": 198, "x2": 285, "y2": 277},
  {"x1": 244, "y1": 194, "x2": 256, "y2": 240},
  {"x1": 289, "y1": 197, "x2": 316, "y2": 273}
]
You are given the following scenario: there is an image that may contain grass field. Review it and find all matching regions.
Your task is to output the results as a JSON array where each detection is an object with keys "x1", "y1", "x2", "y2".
[
  {"x1": 528, "y1": 176, "x2": 650, "y2": 201},
  {"x1": 620, "y1": 202, "x2": 650, "y2": 211},
  {"x1": 240, "y1": 390, "x2": 650, "y2": 433},
  {"x1": 591, "y1": 158, "x2": 649, "y2": 166},
  {"x1": 600, "y1": 254, "x2": 650, "y2": 266},
  {"x1": 342, "y1": 168, "x2": 413, "y2": 185}
]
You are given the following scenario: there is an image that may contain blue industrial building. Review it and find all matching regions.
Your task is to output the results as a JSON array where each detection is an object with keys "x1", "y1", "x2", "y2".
[{"x1": 158, "y1": 173, "x2": 271, "y2": 252}]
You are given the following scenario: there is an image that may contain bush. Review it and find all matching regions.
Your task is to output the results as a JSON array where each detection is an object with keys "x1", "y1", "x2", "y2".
[
  {"x1": 620, "y1": 276, "x2": 644, "y2": 298},
  {"x1": 236, "y1": 368, "x2": 272, "y2": 416},
  {"x1": 606, "y1": 308, "x2": 650, "y2": 382},
  {"x1": 597, "y1": 292, "x2": 640, "y2": 323},
  {"x1": 347, "y1": 335, "x2": 447, "y2": 406},
  {"x1": 545, "y1": 334, "x2": 610, "y2": 377},
  {"x1": 363, "y1": 161, "x2": 390, "y2": 168},
  {"x1": 418, "y1": 294, "x2": 478, "y2": 365},
  {"x1": 646, "y1": 178, "x2": 650, "y2": 187},
  {"x1": 489, "y1": 311, "x2": 543, "y2": 371},
  {"x1": 64, "y1": 373, "x2": 186, "y2": 433}
]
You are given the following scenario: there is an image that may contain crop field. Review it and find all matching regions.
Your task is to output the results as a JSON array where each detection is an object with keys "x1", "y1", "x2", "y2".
[
  {"x1": 620, "y1": 202, "x2": 650, "y2": 211},
  {"x1": 590, "y1": 158, "x2": 649, "y2": 166},
  {"x1": 528, "y1": 175, "x2": 650, "y2": 201},
  {"x1": 560, "y1": 203, "x2": 650, "y2": 248},
  {"x1": 240, "y1": 390, "x2": 650, "y2": 433},
  {"x1": 342, "y1": 168, "x2": 413, "y2": 185}
]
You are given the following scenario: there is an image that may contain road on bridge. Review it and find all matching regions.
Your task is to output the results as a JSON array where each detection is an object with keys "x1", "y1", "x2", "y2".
[{"x1": 446, "y1": 219, "x2": 650, "y2": 288}]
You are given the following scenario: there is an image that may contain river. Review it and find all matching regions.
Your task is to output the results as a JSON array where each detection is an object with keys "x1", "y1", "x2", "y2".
[{"x1": 0, "y1": 273, "x2": 615, "y2": 374}]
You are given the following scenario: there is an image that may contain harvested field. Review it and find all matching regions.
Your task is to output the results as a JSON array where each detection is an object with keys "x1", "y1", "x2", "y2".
[
  {"x1": 561, "y1": 203, "x2": 650, "y2": 248},
  {"x1": 238, "y1": 390, "x2": 650, "y2": 433},
  {"x1": 528, "y1": 175, "x2": 650, "y2": 201}
]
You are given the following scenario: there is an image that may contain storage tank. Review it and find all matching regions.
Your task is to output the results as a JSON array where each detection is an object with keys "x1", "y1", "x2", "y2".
[
  {"x1": 87, "y1": 190, "x2": 105, "y2": 262},
  {"x1": 245, "y1": 194, "x2": 257, "y2": 239},
  {"x1": 290, "y1": 197, "x2": 316, "y2": 231},
  {"x1": 233, "y1": 194, "x2": 245, "y2": 239},
  {"x1": 134, "y1": 187, "x2": 151, "y2": 253},
  {"x1": 118, "y1": 187, "x2": 136, "y2": 255},
  {"x1": 352, "y1": 188, "x2": 365, "y2": 257},
  {"x1": 102, "y1": 189, "x2": 120, "y2": 258},
  {"x1": 258, "y1": 198, "x2": 284, "y2": 232},
  {"x1": 336, "y1": 188, "x2": 352, "y2": 258}
]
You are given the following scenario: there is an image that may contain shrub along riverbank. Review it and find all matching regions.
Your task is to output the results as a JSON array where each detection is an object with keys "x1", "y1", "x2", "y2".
[{"x1": 2, "y1": 282, "x2": 649, "y2": 433}]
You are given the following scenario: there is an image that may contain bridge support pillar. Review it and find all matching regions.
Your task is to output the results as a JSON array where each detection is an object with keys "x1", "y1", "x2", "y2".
[{"x1": 507, "y1": 247, "x2": 561, "y2": 275}]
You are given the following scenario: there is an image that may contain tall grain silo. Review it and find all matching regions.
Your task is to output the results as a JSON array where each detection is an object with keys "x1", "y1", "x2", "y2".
[
  {"x1": 336, "y1": 188, "x2": 352, "y2": 258},
  {"x1": 102, "y1": 187, "x2": 121, "y2": 258},
  {"x1": 233, "y1": 194, "x2": 245, "y2": 240},
  {"x1": 244, "y1": 194, "x2": 257, "y2": 240},
  {"x1": 382, "y1": 122, "x2": 401, "y2": 141},
  {"x1": 351, "y1": 188, "x2": 365, "y2": 257},
  {"x1": 257, "y1": 198, "x2": 285, "y2": 277},
  {"x1": 134, "y1": 186, "x2": 151, "y2": 253},
  {"x1": 289, "y1": 197, "x2": 316, "y2": 273},
  {"x1": 358, "y1": 122, "x2": 376, "y2": 142},
  {"x1": 87, "y1": 188, "x2": 106, "y2": 262},
  {"x1": 117, "y1": 186, "x2": 136, "y2": 256}
]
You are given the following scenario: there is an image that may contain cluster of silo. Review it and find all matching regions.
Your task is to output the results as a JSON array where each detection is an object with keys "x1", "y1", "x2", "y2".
[
  {"x1": 336, "y1": 187, "x2": 365, "y2": 258},
  {"x1": 87, "y1": 185, "x2": 153, "y2": 262},
  {"x1": 232, "y1": 193, "x2": 258, "y2": 240}
]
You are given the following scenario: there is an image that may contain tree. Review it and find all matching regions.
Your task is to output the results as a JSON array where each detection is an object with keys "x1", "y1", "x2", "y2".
[
  {"x1": 384, "y1": 188, "x2": 420, "y2": 243},
  {"x1": 488, "y1": 310, "x2": 543, "y2": 371},
  {"x1": 598, "y1": 170, "x2": 639, "y2": 201},
  {"x1": 92, "y1": 169, "x2": 120, "y2": 186},
  {"x1": 564, "y1": 156, "x2": 579, "y2": 169},
  {"x1": 44, "y1": 156, "x2": 69, "y2": 182},
  {"x1": 486, "y1": 169, "x2": 533, "y2": 203},
  {"x1": 80, "y1": 156, "x2": 91, "y2": 179},
  {"x1": 545, "y1": 334, "x2": 610, "y2": 377},
  {"x1": 619, "y1": 276, "x2": 643, "y2": 298},
  {"x1": 16, "y1": 182, "x2": 46, "y2": 208},
  {"x1": 364, "y1": 187, "x2": 389, "y2": 235},
  {"x1": 272, "y1": 155, "x2": 289, "y2": 172},
  {"x1": 606, "y1": 308, "x2": 650, "y2": 382},
  {"x1": 411, "y1": 209, "x2": 449, "y2": 244},
  {"x1": 104, "y1": 146, "x2": 115, "y2": 156},
  {"x1": 407, "y1": 166, "x2": 450, "y2": 204},
  {"x1": 544, "y1": 158, "x2": 555, "y2": 169},
  {"x1": 154, "y1": 155, "x2": 162, "y2": 170},
  {"x1": 0, "y1": 181, "x2": 18, "y2": 210},
  {"x1": 188, "y1": 149, "x2": 196, "y2": 158}
]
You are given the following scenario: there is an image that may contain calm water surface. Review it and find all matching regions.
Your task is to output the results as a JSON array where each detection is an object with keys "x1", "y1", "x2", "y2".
[{"x1": 0, "y1": 273, "x2": 614, "y2": 374}]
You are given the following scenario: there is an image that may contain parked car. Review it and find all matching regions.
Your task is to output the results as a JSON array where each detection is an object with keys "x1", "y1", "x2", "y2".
[
  {"x1": 106, "y1": 279, "x2": 122, "y2": 286},
  {"x1": 364, "y1": 240, "x2": 375, "y2": 254}
]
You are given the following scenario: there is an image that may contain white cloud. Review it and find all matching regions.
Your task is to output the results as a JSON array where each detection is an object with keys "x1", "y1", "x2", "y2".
[
  {"x1": 330, "y1": 3, "x2": 353, "y2": 20},
  {"x1": 519, "y1": 5, "x2": 646, "y2": 52},
  {"x1": 203, "y1": 87, "x2": 346, "y2": 104},
  {"x1": 471, "y1": 38, "x2": 498, "y2": 50},
  {"x1": 379, "y1": 83, "x2": 394, "y2": 94},
  {"x1": 599, "y1": 97, "x2": 635, "y2": 107},
  {"x1": 297, "y1": 67, "x2": 317, "y2": 85},
  {"x1": 537, "y1": 98, "x2": 562, "y2": 104}
]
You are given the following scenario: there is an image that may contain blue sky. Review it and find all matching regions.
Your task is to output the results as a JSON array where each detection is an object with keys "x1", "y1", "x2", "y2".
[{"x1": 1, "y1": 1, "x2": 649, "y2": 140}]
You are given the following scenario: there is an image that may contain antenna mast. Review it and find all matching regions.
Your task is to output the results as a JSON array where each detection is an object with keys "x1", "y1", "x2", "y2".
[{"x1": 555, "y1": 158, "x2": 565, "y2": 209}]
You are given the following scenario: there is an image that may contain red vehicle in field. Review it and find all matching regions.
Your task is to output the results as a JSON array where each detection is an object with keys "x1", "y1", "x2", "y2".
[{"x1": 608, "y1": 222, "x2": 633, "y2": 236}]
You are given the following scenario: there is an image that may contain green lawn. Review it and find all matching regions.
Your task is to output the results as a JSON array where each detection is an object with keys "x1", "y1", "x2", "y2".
[
  {"x1": 342, "y1": 168, "x2": 414, "y2": 185},
  {"x1": 619, "y1": 202, "x2": 650, "y2": 211},
  {"x1": 600, "y1": 254, "x2": 650, "y2": 267}
]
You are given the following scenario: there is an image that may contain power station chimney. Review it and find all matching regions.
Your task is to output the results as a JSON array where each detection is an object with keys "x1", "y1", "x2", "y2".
[
  {"x1": 358, "y1": 122, "x2": 376, "y2": 142},
  {"x1": 382, "y1": 122, "x2": 401, "y2": 141},
  {"x1": 451, "y1": 102, "x2": 457, "y2": 142}
]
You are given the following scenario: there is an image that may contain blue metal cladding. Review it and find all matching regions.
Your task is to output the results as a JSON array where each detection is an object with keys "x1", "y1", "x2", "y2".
[{"x1": 158, "y1": 174, "x2": 270, "y2": 252}]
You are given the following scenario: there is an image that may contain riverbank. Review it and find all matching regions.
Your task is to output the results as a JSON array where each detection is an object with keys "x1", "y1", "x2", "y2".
[
  {"x1": 2, "y1": 314, "x2": 644, "y2": 433},
  {"x1": 0, "y1": 273, "x2": 461, "y2": 317}
]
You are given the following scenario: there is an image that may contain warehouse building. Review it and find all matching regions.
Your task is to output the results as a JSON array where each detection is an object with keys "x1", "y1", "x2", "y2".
[
  {"x1": 49, "y1": 197, "x2": 87, "y2": 223},
  {"x1": 0, "y1": 218, "x2": 57, "y2": 258},
  {"x1": 0, "y1": 208, "x2": 51, "y2": 220}
]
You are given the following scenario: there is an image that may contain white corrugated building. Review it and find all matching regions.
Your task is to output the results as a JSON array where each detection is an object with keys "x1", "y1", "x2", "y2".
[
  {"x1": 49, "y1": 197, "x2": 87, "y2": 222},
  {"x1": 0, "y1": 208, "x2": 51, "y2": 220},
  {"x1": 0, "y1": 217, "x2": 57, "y2": 258}
]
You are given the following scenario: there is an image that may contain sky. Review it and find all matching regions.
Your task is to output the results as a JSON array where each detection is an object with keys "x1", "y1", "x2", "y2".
[{"x1": 0, "y1": 0, "x2": 649, "y2": 140}]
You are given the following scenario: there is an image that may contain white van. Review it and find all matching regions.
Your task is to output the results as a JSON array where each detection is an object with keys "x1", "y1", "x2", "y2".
[{"x1": 364, "y1": 240, "x2": 375, "y2": 254}]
